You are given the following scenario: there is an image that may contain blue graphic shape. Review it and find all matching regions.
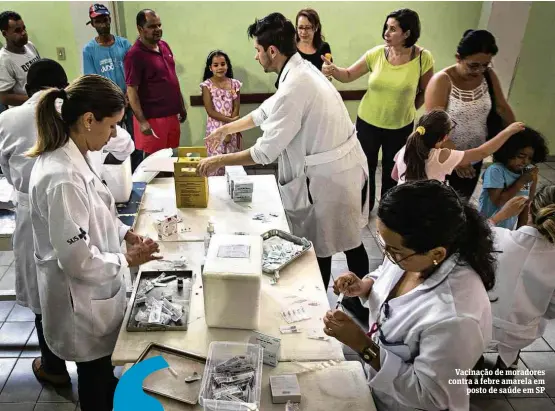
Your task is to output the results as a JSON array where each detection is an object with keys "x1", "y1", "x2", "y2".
[{"x1": 114, "y1": 355, "x2": 169, "y2": 411}]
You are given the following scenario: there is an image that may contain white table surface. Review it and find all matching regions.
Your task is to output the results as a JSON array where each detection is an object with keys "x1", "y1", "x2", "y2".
[
  {"x1": 112, "y1": 175, "x2": 344, "y2": 365},
  {"x1": 134, "y1": 176, "x2": 290, "y2": 242},
  {"x1": 121, "y1": 360, "x2": 377, "y2": 411}
]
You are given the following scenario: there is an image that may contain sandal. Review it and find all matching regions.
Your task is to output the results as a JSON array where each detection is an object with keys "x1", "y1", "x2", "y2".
[{"x1": 32, "y1": 357, "x2": 71, "y2": 386}]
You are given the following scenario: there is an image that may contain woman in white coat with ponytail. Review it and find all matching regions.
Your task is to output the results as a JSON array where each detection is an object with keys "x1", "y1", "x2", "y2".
[
  {"x1": 488, "y1": 186, "x2": 555, "y2": 369},
  {"x1": 28, "y1": 74, "x2": 161, "y2": 411}
]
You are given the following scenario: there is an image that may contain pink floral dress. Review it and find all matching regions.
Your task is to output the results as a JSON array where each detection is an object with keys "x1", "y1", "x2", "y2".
[{"x1": 200, "y1": 78, "x2": 242, "y2": 176}]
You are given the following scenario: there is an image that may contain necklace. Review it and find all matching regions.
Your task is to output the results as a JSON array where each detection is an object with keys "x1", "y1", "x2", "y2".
[{"x1": 385, "y1": 45, "x2": 415, "y2": 63}]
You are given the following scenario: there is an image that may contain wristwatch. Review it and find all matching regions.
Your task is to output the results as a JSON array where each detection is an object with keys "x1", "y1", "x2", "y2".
[{"x1": 360, "y1": 342, "x2": 379, "y2": 364}]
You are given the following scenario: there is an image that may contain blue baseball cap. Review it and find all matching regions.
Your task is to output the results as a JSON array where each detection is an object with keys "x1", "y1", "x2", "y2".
[{"x1": 86, "y1": 4, "x2": 110, "y2": 24}]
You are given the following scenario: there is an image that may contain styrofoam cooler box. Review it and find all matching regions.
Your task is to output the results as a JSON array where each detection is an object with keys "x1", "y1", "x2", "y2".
[
  {"x1": 101, "y1": 157, "x2": 133, "y2": 202},
  {"x1": 202, "y1": 234, "x2": 262, "y2": 330}
]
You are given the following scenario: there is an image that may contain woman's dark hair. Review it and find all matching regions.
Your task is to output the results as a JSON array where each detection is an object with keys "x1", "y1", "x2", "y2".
[
  {"x1": 28, "y1": 74, "x2": 125, "y2": 157},
  {"x1": 382, "y1": 9, "x2": 421, "y2": 48},
  {"x1": 493, "y1": 126, "x2": 549, "y2": 165},
  {"x1": 457, "y1": 29, "x2": 499, "y2": 59},
  {"x1": 403, "y1": 109, "x2": 451, "y2": 181},
  {"x1": 247, "y1": 12, "x2": 297, "y2": 57},
  {"x1": 531, "y1": 185, "x2": 555, "y2": 244},
  {"x1": 203, "y1": 50, "x2": 234, "y2": 81},
  {"x1": 295, "y1": 8, "x2": 325, "y2": 50},
  {"x1": 378, "y1": 180, "x2": 496, "y2": 291},
  {"x1": 26, "y1": 59, "x2": 68, "y2": 96}
]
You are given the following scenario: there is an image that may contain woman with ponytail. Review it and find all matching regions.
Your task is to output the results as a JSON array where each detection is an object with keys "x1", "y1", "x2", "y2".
[
  {"x1": 392, "y1": 109, "x2": 524, "y2": 184},
  {"x1": 487, "y1": 185, "x2": 555, "y2": 370},
  {"x1": 28, "y1": 74, "x2": 161, "y2": 411},
  {"x1": 323, "y1": 180, "x2": 495, "y2": 410}
]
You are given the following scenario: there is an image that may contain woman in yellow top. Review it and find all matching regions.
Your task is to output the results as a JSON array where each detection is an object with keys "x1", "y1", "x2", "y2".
[{"x1": 323, "y1": 9, "x2": 434, "y2": 211}]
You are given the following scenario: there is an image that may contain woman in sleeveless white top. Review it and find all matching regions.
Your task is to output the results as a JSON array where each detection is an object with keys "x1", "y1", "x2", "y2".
[
  {"x1": 424, "y1": 29, "x2": 515, "y2": 199},
  {"x1": 447, "y1": 77, "x2": 491, "y2": 151}
]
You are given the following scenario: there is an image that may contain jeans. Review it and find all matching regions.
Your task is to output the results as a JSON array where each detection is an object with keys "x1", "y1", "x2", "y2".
[
  {"x1": 317, "y1": 243, "x2": 370, "y2": 288},
  {"x1": 356, "y1": 117, "x2": 414, "y2": 211},
  {"x1": 446, "y1": 161, "x2": 483, "y2": 201},
  {"x1": 122, "y1": 108, "x2": 143, "y2": 172},
  {"x1": 36, "y1": 314, "x2": 118, "y2": 411},
  {"x1": 35, "y1": 314, "x2": 67, "y2": 375},
  {"x1": 76, "y1": 356, "x2": 119, "y2": 411}
]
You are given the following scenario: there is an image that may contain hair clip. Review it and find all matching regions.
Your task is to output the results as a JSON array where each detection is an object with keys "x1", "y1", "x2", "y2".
[{"x1": 416, "y1": 126, "x2": 426, "y2": 135}]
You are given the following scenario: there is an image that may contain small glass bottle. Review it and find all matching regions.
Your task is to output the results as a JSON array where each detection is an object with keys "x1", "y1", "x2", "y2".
[{"x1": 204, "y1": 219, "x2": 215, "y2": 255}]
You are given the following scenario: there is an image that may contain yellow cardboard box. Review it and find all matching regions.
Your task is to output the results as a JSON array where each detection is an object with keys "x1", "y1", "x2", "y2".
[{"x1": 174, "y1": 147, "x2": 209, "y2": 208}]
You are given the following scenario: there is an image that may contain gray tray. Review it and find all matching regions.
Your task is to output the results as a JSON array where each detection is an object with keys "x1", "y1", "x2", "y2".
[
  {"x1": 261, "y1": 229, "x2": 312, "y2": 275},
  {"x1": 126, "y1": 270, "x2": 193, "y2": 332},
  {"x1": 136, "y1": 343, "x2": 206, "y2": 405}
]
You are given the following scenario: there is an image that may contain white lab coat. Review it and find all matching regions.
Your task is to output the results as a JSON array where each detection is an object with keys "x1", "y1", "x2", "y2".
[
  {"x1": 361, "y1": 256, "x2": 492, "y2": 411},
  {"x1": 89, "y1": 125, "x2": 135, "y2": 176},
  {"x1": 0, "y1": 92, "x2": 42, "y2": 312},
  {"x1": 490, "y1": 226, "x2": 555, "y2": 366},
  {"x1": 29, "y1": 139, "x2": 130, "y2": 362},
  {"x1": 250, "y1": 53, "x2": 368, "y2": 258},
  {"x1": 0, "y1": 90, "x2": 133, "y2": 315}
]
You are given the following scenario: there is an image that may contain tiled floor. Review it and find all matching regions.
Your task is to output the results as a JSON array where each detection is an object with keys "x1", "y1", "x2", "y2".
[{"x1": 0, "y1": 162, "x2": 554, "y2": 410}]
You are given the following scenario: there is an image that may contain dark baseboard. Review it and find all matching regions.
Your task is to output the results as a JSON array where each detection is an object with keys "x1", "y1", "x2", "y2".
[{"x1": 190, "y1": 89, "x2": 366, "y2": 107}]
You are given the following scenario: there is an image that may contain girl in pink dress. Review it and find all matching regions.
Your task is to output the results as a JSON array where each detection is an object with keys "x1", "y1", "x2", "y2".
[{"x1": 200, "y1": 50, "x2": 242, "y2": 176}]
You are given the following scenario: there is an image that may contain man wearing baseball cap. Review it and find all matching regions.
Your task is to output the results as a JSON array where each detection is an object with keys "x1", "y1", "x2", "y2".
[{"x1": 83, "y1": 4, "x2": 141, "y2": 170}]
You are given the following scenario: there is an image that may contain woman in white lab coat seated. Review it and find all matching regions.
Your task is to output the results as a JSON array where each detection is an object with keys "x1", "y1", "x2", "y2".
[
  {"x1": 487, "y1": 186, "x2": 555, "y2": 370},
  {"x1": 324, "y1": 180, "x2": 495, "y2": 411},
  {"x1": 27, "y1": 74, "x2": 161, "y2": 411}
]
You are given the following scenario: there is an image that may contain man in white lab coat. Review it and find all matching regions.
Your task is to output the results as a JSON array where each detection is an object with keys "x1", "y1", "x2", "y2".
[
  {"x1": 198, "y1": 13, "x2": 370, "y2": 310},
  {"x1": 0, "y1": 59, "x2": 134, "y2": 386}
]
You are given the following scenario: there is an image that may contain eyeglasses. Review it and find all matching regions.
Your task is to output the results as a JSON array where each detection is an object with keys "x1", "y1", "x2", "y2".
[
  {"x1": 297, "y1": 25, "x2": 314, "y2": 32},
  {"x1": 375, "y1": 231, "x2": 418, "y2": 266},
  {"x1": 465, "y1": 61, "x2": 493, "y2": 72}
]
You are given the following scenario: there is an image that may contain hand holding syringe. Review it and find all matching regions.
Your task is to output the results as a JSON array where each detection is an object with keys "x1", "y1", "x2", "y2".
[{"x1": 333, "y1": 272, "x2": 374, "y2": 300}]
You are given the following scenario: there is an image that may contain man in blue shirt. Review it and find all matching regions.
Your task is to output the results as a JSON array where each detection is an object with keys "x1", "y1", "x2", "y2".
[
  {"x1": 83, "y1": 4, "x2": 142, "y2": 170},
  {"x1": 83, "y1": 4, "x2": 130, "y2": 92}
]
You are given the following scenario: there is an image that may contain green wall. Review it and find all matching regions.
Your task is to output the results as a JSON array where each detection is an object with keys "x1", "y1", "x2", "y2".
[
  {"x1": 2, "y1": 1, "x2": 482, "y2": 148},
  {"x1": 508, "y1": 2, "x2": 555, "y2": 154},
  {"x1": 119, "y1": 1, "x2": 482, "y2": 147},
  {"x1": 1, "y1": 2, "x2": 81, "y2": 81}
]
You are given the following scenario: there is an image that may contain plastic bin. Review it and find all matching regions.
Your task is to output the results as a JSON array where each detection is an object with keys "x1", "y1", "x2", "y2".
[{"x1": 199, "y1": 342, "x2": 263, "y2": 411}]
